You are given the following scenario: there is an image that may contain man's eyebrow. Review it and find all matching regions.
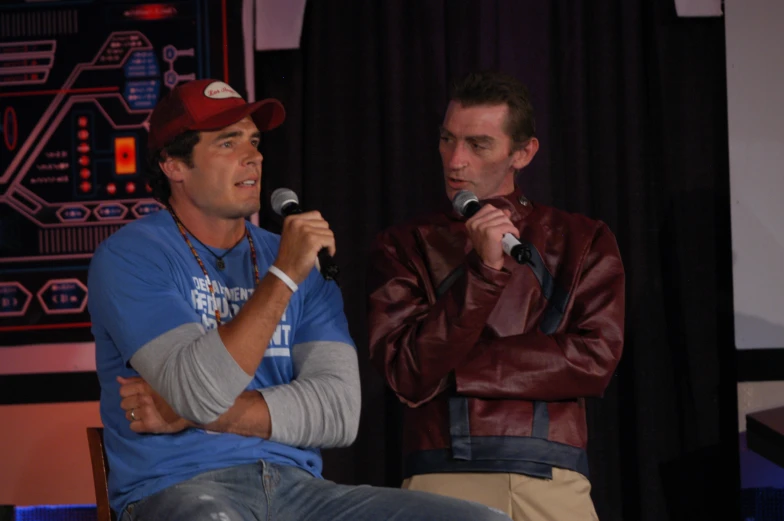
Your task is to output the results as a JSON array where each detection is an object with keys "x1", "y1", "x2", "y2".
[
  {"x1": 439, "y1": 128, "x2": 494, "y2": 144},
  {"x1": 212, "y1": 130, "x2": 242, "y2": 142},
  {"x1": 211, "y1": 130, "x2": 263, "y2": 143},
  {"x1": 466, "y1": 135, "x2": 495, "y2": 144}
]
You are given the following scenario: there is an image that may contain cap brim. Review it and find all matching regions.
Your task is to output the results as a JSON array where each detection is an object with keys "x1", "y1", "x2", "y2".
[{"x1": 190, "y1": 98, "x2": 286, "y2": 133}]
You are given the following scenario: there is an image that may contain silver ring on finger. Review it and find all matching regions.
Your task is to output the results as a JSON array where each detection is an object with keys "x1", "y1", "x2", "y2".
[{"x1": 130, "y1": 408, "x2": 137, "y2": 421}]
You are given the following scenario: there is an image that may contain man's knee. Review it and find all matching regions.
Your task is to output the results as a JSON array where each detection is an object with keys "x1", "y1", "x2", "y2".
[
  {"x1": 179, "y1": 495, "x2": 249, "y2": 521},
  {"x1": 136, "y1": 500, "x2": 249, "y2": 521},
  {"x1": 129, "y1": 484, "x2": 254, "y2": 521}
]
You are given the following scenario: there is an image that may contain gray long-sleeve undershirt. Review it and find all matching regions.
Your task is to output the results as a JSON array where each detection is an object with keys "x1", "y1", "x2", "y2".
[
  {"x1": 259, "y1": 340, "x2": 360, "y2": 448},
  {"x1": 130, "y1": 323, "x2": 360, "y2": 447}
]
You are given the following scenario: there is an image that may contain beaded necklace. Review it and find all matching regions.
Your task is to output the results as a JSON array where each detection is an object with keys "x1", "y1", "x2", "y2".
[
  {"x1": 179, "y1": 229, "x2": 244, "y2": 271},
  {"x1": 168, "y1": 207, "x2": 260, "y2": 325}
]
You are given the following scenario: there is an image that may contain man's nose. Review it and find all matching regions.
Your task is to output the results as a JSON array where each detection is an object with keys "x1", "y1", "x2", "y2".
[
  {"x1": 243, "y1": 144, "x2": 263, "y2": 165},
  {"x1": 447, "y1": 142, "x2": 468, "y2": 170}
]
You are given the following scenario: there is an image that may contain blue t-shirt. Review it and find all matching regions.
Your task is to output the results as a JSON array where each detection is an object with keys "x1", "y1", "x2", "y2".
[{"x1": 87, "y1": 210, "x2": 355, "y2": 513}]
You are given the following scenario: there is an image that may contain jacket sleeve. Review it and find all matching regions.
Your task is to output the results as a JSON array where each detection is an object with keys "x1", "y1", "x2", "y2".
[
  {"x1": 367, "y1": 229, "x2": 510, "y2": 407},
  {"x1": 454, "y1": 223, "x2": 625, "y2": 401}
]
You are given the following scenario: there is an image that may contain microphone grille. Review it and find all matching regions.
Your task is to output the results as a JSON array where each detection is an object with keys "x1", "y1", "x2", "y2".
[
  {"x1": 271, "y1": 188, "x2": 299, "y2": 216},
  {"x1": 452, "y1": 190, "x2": 479, "y2": 215}
]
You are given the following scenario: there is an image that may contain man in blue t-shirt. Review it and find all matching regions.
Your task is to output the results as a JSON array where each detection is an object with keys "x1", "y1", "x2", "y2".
[{"x1": 88, "y1": 78, "x2": 511, "y2": 521}]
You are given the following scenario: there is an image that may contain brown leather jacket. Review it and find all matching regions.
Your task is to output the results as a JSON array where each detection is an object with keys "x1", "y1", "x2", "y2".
[{"x1": 367, "y1": 187, "x2": 625, "y2": 480}]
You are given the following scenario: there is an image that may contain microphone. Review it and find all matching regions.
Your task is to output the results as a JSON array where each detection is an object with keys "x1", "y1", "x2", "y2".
[
  {"x1": 452, "y1": 190, "x2": 531, "y2": 265},
  {"x1": 270, "y1": 188, "x2": 340, "y2": 281}
]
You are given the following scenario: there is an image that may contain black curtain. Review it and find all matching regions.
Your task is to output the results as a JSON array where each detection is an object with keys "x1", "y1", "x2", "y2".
[{"x1": 229, "y1": 1, "x2": 738, "y2": 519}]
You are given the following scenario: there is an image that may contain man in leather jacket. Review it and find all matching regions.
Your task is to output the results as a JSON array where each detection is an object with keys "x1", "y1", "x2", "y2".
[{"x1": 367, "y1": 71, "x2": 625, "y2": 521}]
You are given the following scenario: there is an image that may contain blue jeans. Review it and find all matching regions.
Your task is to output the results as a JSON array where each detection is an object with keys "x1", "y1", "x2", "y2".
[{"x1": 120, "y1": 461, "x2": 511, "y2": 521}]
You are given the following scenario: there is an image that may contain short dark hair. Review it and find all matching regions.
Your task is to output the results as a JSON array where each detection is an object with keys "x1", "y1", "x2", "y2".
[
  {"x1": 145, "y1": 130, "x2": 200, "y2": 203},
  {"x1": 449, "y1": 71, "x2": 536, "y2": 146}
]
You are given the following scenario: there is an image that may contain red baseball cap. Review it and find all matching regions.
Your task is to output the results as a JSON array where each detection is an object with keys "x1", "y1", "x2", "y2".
[{"x1": 147, "y1": 79, "x2": 286, "y2": 152}]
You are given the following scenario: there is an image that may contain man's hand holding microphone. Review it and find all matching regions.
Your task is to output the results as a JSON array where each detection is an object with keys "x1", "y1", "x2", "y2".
[
  {"x1": 269, "y1": 188, "x2": 340, "y2": 289},
  {"x1": 453, "y1": 190, "x2": 531, "y2": 269}
]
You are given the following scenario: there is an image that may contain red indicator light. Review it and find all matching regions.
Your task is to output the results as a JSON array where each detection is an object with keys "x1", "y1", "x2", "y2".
[
  {"x1": 114, "y1": 136, "x2": 137, "y2": 175},
  {"x1": 123, "y1": 4, "x2": 177, "y2": 21}
]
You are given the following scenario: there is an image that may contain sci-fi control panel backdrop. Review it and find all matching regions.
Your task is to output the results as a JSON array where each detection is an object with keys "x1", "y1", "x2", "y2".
[{"x1": 0, "y1": 0, "x2": 211, "y2": 348}]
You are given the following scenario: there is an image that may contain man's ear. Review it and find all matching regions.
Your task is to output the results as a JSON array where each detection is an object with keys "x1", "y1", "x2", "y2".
[
  {"x1": 511, "y1": 137, "x2": 539, "y2": 170},
  {"x1": 159, "y1": 155, "x2": 188, "y2": 184}
]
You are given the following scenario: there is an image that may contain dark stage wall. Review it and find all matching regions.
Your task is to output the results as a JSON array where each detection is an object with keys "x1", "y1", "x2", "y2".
[{"x1": 235, "y1": 2, "x2": 738, "y2": 520}]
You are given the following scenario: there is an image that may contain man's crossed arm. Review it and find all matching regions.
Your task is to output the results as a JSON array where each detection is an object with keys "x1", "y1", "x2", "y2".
[{"x1": 120, "y1": 339, "x2": 361, "y2": 449}]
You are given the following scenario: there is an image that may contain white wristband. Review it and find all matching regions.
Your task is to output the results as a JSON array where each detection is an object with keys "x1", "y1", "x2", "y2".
[{"x1": 268, "y1": 265, "x2": 298, "y2": 293}]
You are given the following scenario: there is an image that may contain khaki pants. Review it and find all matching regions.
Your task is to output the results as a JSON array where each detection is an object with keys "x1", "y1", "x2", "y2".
[{"x1": 402, "y1": 469, "x2": 598, "y2": 521}]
